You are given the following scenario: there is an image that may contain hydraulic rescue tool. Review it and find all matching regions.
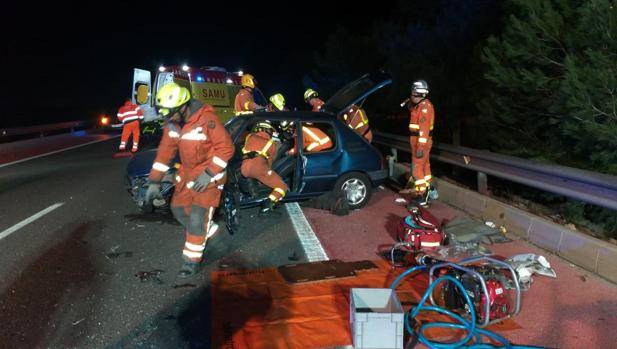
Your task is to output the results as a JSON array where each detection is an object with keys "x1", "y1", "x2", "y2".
[
  {"x1": 419, "y1": 254, "x2": 521, "y2": 327},
  {"x1": 389, "y1": 248, "x2": 521, "y2": 327}
]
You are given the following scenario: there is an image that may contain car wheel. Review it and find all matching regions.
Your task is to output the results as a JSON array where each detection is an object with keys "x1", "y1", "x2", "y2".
[{"x1": 335, "y1": 172, "x2": 372, "y2": 209}]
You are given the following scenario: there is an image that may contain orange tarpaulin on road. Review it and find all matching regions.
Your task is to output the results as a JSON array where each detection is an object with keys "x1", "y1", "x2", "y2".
[{"x1": 211, "y1": 260, "x2": 519, "y2": 349}]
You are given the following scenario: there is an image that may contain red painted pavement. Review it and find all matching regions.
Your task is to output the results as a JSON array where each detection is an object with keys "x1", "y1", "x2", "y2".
[{"x1": 303, "y1": 188, "x2": 617, "y2": 349}]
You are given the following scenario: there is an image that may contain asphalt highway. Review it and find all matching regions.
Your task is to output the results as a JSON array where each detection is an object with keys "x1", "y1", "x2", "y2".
[{"x1": 0, "y1": 138, "x2": 307, "y2": 348}]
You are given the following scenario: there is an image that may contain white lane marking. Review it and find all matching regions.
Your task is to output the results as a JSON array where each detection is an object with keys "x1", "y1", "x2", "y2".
[
  {"x1": 0, "y1": 203, "x2": 64, "y2": 241},
  {"x1": 0, "y1": 134, "x2": 120, "y2": 169},
  {"x1": 285, "y1": 202, "x2": 329, "y2": 262}
]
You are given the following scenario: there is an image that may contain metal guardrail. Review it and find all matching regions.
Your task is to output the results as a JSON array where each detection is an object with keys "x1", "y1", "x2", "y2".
[
  {"x1": 373, "y1": 131, "x2": 617, "y2": 211},
  {"x1": 0, "y1": 121, "x2": 87, "y2": 138}
]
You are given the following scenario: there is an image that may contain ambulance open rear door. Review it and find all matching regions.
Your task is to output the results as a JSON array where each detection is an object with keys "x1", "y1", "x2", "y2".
[{"x1": 132, "y1": 68, "x2": 158, "y2": 122}]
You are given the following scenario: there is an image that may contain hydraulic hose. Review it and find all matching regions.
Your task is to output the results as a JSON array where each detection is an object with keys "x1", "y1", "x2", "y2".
[{"x1": 390, "y1": 267, "x2": 547, "y2": 349}]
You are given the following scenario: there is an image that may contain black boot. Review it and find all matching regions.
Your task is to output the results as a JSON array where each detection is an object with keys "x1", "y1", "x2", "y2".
[
  {"x1": 177, "y1": 261, "x2": 201, "y2": 278},
  {"x1": 259, "y1": 200, "x2": 281, "y2": 217}
]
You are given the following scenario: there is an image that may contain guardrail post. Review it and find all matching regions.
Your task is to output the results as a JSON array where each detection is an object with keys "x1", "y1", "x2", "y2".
[
  {"x1": 477, "y1": 172, "x2": 488, "y2": 194},
  {"x1": 387, "y1": 148, "x2": 398, "y2": 178}
]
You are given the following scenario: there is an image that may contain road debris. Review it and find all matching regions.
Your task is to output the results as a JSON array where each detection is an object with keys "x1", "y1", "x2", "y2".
[
  {"x1": 288, "y1": 251, "x2": 300, "y2": 261},
  {"x1": 106, "y1": 251, "x2": 133, "y2": 260},
  {"x1": 72, "y1": 318, "x2": 86, "y2": 326},
  {"x1": 171, "y1": 283, "x2": 197, "y2": 289},
  {"x1": 135, "y1": 270, "x2": 165, "y2": 284}
]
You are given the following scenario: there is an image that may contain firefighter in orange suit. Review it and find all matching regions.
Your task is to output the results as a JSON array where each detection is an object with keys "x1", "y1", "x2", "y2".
[
  {"x1": 342, "y1": 104, "x2": 372, "y2": 143},
  {"x1": 117, "y1": 99, "x2": 144, "y2": 152},
  {"x1": 144, "y1": 82, "x2": 234, "y2": 277},
  {"x1": 241, "y1": 121, "x2": 288, "y2": 215},
  {"x1": 408, "y1": 80, "x2": 435, "y2": 205},
  {"x1": 304, "y1": 88, "x2": 324, "y2": 112},
  {"x1": 282, "y1": 121, "x2": 333, "y2": 155},
  {"x1": 234, "y1": 74, "x2": 263, "y2": 115}
]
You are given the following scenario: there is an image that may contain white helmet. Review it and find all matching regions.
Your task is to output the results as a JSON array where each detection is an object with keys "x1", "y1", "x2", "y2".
[{"x1": 411, "y1": 80, "x2": 429, "y2": 97}]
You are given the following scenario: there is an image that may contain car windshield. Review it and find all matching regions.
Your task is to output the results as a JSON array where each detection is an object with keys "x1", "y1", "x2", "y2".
[{"x1": 224, "y1": 117, "x2": 244, "y2": 137}]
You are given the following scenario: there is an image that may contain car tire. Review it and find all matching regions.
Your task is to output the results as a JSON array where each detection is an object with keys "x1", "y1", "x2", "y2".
[{"x1": 334, "y1": 172, "x2": 372, "y2": 209}]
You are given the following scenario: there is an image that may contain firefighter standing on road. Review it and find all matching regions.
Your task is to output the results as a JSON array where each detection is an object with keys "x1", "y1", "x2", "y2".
[
  {"x1": 406, "y1": 79, "x2": 435, "y2": 206},
  {"x1": 117, "y1": 99, "x2": 144, "y2": 152},
  {"x1": 144, "y1": 82, "x2": 234, "y2": 277},
  {"x1": 234, "y1": 74, "x2": 263, "y2": 115},
  {"x1": 304, "y1": 88, "x2": 324, "y2": 112},
  {"x1": 342, "y1": 104, "x2": 373, "y2": 143},
  {"x1": 241, "y1": 121, "x2": 288, "y2": 216}
]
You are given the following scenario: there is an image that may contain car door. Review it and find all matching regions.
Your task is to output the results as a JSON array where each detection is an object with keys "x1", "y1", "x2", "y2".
[{"x1": 298, "y1": 120, "x2": 341, "y2": 194}]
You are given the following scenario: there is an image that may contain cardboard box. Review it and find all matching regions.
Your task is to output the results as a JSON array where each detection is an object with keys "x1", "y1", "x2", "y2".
[{"x1": 350, "y1": 288, "x2": 404, "y2": 349}]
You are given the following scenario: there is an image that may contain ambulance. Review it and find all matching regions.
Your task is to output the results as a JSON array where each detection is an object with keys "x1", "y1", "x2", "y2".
[{"x1": 131, "y1": 65, "x2": 242, "y2": 124}]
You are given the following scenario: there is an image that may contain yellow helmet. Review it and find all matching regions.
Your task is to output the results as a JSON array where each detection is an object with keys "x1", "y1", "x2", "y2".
[
  {"x1": 241, "y1": 74, "x2": 256, "y2": 89},
  {"x1": 155, "y1": 82, "x2": 191, "y2": 117},
  {"x1": 269, "y1": 93, "x2": 286, "y2": 111},
  {"x1": 304, "y1": 88, "x2": 318, "y2": 102},
  {"x1": 252, "y1": 121, "x2": 274, "y2": 135}
]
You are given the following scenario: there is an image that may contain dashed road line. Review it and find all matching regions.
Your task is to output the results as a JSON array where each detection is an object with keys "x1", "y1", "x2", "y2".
[
  {"x1": 0, "y1": 202, "x2": 64, "y2": 241},
  {"x1": 0, "y1": 134, "x2": 119, "y2": 168}
]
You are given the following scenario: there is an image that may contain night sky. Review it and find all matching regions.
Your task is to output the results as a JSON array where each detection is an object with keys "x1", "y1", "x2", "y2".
[{"x1": 2, "y1": 2, "x2": 395, "y2": 127}]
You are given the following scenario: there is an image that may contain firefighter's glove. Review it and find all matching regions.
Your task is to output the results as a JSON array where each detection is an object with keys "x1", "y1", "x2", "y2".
[
  {"x1": 145, "y1": 182, "x2": 161, "y2": 204},
  {"x1": 415, "y1": 149, "x2": 424, "y2": 159},
  {"x1": 192, "y1": 172, "x2": 213, "y2": 192}
]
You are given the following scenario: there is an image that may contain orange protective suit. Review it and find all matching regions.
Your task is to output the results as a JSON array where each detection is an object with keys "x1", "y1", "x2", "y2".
[
  {"x1": 117, "y1": 101, "x2": 143, "y2": 151},
  {"x1": 342, "y1": 105, "x2": 372, "y2": 143},
  {"x1": 288, "y1": 125, "x2": 333, "y2": 155},
  {"x1": 148, "y1": 101, "x2": 235, "y2": 262},
  {"x1": 234, "y1": 88, "x2": 260, "y2": 115},
  {"x1": 309, "y1": 97, "x2": 325, "y2": 112},
  {"x1": 409, "y1": 98, "x2": 435, "y2": 194},
  {"x1": 241, "y1": 131, "x2": 288, "y2": 202}
]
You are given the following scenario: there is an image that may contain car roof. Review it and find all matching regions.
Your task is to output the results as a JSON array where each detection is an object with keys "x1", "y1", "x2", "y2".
[{"x1": 226, "y1": 111, "x2": 341, "y2": 126}]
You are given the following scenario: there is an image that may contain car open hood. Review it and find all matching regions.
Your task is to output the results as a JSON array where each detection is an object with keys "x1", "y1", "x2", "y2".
[{"x1": 321, "y1": 71, "x2": 392, "y2": 116}]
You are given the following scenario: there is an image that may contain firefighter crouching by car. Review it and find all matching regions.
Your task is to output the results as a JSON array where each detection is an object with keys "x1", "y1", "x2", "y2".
[
  {"x1": 266, "y1": 93, "x2": 288, "y2": 112},
  {"x1": 241, "y1": 121, "x2": 288, "y2": 216},
  {"x1": 234, "y1": 73, "x2": 263, "y2": 115},
  {"x1": 342, "y1": 104, "x2": 372, "y2": 143},
  {"x1": 144, "y1": 82, "x2": 235, "y2": 277},
  {"x1": 117, "y1": 99, "x2": 144, "y2": 152},
  {"x1": 281, "y1": 121, "x2": 332, "y2": 155},
  {"x1": 406, "y1": 79, "x2": 435, "y2": 206},
  {"x1": 304, "y1": 88, "x2": 324, "y2": 112}
]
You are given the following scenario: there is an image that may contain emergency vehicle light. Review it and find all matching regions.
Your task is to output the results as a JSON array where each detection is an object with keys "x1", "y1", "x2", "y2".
[{"x1": 197, "y1": 76, "x2": 204, "y2": 82}]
